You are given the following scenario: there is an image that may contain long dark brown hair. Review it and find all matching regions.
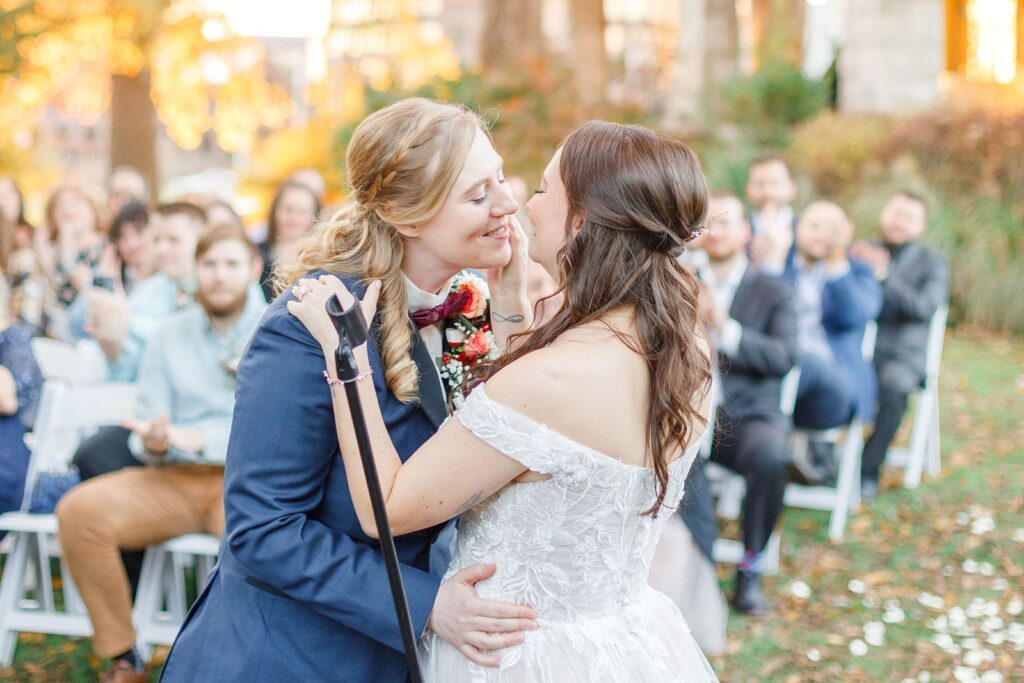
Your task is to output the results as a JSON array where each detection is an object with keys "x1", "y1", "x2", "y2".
[{"x1": 473, "y1": 121, "x2": 713, "y2": 515}]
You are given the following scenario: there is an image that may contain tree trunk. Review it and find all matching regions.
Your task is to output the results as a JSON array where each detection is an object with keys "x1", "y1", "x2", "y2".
[
  {"x1": 568, "y1": 0, "x2": 607, "y2": 104},
  {"x1": 663, "y1": 0, "x2": 738, "y2": 132},
  {"x1": 110, "y1": 71, "x2": 158, "y2": 196},
  {"x1": 751, "y1": 0, "x2": 804, "y2": 67},
  {"x1": 480, "y1": 0, "x2": 543, "y2": 78},
  {"x1": 706, "y1": 0, "x2": 739, "y2": 86}
]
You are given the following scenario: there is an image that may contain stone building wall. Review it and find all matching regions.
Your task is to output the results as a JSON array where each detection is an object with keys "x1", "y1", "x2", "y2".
[{"x1": 839, "y1": 0, "x2": 946, "y2": 112}]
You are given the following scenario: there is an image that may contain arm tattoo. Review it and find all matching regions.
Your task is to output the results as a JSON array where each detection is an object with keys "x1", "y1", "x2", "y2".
[
  {"x1": 492, "y1": 312, "x2": 525, "y2": 323},
  {"x1": 454, "y1": 491, "x2": 483, "y2": 516}
]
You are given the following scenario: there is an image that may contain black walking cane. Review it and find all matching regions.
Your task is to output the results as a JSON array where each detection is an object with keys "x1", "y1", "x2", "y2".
[{"x1": 326, "y1": 292, "x2": 424, "y2": 683}]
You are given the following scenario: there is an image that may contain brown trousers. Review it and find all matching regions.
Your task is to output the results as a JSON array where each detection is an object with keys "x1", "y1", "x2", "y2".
[{"x1": 56, "y1": 465, "x2": 224, "y2": 658}]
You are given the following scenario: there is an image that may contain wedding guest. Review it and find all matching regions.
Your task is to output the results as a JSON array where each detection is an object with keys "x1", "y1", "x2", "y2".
[
  {"x1": 851, "y1": 191, "x2": 949, "y2": 499},
  {"x1": 247, "y1": 169, "x2": 325, "y2": 246},
  {"x1": 66, "y1": 201, "x2": 155, "y2": 340},
  {"x1": 106, "y1": 166, "x2": 150, "y2": 222},
  {"x1": 692, "y1": 191, "x2": 798, "y2": 614},
  {"x1": 106, "y1": 200, "x2": 156, "y2": 292},
  {"x1": 101, "y1": 202, "x2": 206, "y2": 380},
  {"x1": 761, "y1": 200, "x2": 882, "y2": 483},
  {"x1": 0, "y1": 176, "x2": 47, "y2": 334},
  {"x1": 745, "y1": 155, "x2": 799, "y2": 272},
  {"x1": 68, "y1": 203, "x2": 207, "y2": 600},
  {"x1": 287, "y1": 167, "x2": 327, "y2": 204},
  {"x1": 0, "y1": 176, "x2": 35, "y2": 252},
  {"x1": 43, "y1": 184, "x2": 105, "y2": 313},
  {"x1": 258, "y1": 181, "x2": 320, "y2": 301},
  {"x1": 56, "y1": 223, "x2": 266, "y2": 682},
  {"x1": 204, "y1": 198, "x2": 245, "y2": 231},
  {"x1": 0, "y1": 294, "x2": 43, "y2": 517}
]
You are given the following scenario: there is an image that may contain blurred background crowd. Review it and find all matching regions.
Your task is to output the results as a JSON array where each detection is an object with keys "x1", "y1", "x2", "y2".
[{"x1": 0, "y1": 0, "x2": 1022, "y2": 681}]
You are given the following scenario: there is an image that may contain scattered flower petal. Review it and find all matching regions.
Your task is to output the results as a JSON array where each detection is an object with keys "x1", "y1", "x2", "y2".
[
  {"x1": 970, "y1": 516, "x2": 995, "y2": 535},
  {"x1": 849, "y1": 638, "x2": 868, "y2": 656},
  {"x1": 790, "y1": 580, "x2": 811, "y2": 600},
  {"x1": 953, "y1": 666, "x2": 978, "y2": 682}
]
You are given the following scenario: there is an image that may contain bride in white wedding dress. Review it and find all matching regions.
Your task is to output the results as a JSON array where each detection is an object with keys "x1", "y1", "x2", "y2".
[{"x1": 289, "y1": 120, "x2": 719, "y2": 682}]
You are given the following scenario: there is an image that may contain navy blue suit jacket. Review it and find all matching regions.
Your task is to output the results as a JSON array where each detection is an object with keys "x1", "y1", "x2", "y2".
[
  {"x1": 780, "y1": 258, "x2": 883, "y2": 421},
  {"x1": 161, "y1": 272, "x2": 452, "y2": 682}
]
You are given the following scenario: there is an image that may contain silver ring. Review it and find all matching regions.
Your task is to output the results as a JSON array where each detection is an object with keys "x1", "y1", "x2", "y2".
[{"x1": 293, "y1": 285, "x2": 312, "y2": 301}]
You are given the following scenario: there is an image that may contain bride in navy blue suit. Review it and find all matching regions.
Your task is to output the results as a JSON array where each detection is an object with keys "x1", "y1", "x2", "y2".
[{"x1": 161, "y1": 98, "x2": 537, "y2": 682}]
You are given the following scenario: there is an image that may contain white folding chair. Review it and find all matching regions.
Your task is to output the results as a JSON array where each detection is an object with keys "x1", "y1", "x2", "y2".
[
  {"x1": 134, "y1": 534, "x2": 220, "y2": 660},
  {"x1": 783, "y1": 322, "x2": 878, "y2": 542},
  {"x1": 30, "y1": 338, "x2": 107, "y2": 384},
  {"x1": 880, "y1": 306, "x2": 948, "y2": 488},
  {"x1": 0, "y1": 381, "x2": 138, "y2": 665},
  {"x1": 705, "y1": 366, "x2": 799, "y2": 575}
]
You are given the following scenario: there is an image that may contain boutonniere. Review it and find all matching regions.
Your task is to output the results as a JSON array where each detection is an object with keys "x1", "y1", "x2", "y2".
[{"x1": 437, "y1": 272, "x2": 497, "y2": 403}]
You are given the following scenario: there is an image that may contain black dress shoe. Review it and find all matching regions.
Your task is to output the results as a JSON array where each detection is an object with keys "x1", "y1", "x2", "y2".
[
  {"x1": 733, "y1": 569, "x2": 772, "y2": 615},
  {"x1": 860, "y1": 478, "x2": 880, "y2": 501}
]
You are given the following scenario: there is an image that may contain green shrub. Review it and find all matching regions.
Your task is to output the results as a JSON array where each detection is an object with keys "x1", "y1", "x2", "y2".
[{"x1": 712, "y1": 61, "x2": 830, "y2": 148}]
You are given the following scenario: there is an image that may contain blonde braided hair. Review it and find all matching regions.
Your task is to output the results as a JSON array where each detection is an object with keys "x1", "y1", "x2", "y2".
[{"x1": 275, "y1": 98, "x2": 484, "y2": 402}]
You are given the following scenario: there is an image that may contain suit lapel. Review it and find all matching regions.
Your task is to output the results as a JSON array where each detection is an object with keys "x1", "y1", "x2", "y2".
[
  {"x1": 409, "y1": 322, "x2": 448, "y2": 428},
  {"x1": 729, "y1": 269, "x2": 757, "y2": 324}
]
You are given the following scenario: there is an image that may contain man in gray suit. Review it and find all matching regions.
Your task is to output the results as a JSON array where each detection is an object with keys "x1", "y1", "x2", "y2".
[{"x1": 851, "y1": 190, "x2": 948, "y2": 500}]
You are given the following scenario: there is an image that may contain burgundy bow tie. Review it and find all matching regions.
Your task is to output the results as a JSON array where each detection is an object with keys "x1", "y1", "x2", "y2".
[{"x1": 410, "y1": 290, "x2": 469, "y2": 330}]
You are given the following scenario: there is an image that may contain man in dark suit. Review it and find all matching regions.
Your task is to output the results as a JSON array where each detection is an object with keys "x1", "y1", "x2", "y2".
[
  {"x1": 688, "y1": 191, "x2": 799, "y2": 615},
  {"x1": 851, "y1": 190, "x2": 949, "y2": 499},
  {"x1": 761, "y1": 200, "x2": 883, "y2": 482}
]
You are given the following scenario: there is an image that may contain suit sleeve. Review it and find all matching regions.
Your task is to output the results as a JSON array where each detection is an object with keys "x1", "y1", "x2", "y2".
[
  {"x1": 882, "y1": 252, "x2": 948, "y2": 322},
  {"x1": 822, "y1": 261, "x2": 883, "y2": 331},
  {"x1": 726, "y1": 285, "x2": 798, "y2": 377},
  {"x1": 222, "y1": 306, "x2": 440, "y2": 652}
]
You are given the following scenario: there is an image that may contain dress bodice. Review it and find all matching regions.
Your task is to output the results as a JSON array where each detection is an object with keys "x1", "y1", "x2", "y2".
[{"x1": 444, "y1": 385, "x2": 703, "y2": 621}]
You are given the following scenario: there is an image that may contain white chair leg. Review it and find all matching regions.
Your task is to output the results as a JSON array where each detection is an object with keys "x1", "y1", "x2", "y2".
[
  {"x1": 903, "y1": 389, "x2": 932, "y2": 488},
  {"x1": 926, "y1": 389, "x2": 941, "y2": 477},
  {"x1": 0, "y1": 532, "x2": 31, "y2": 666},
  {"x1": 716, "y1": 475, "x2": 745, "y2": 521},
  {"x1": 828, "y1": 425, "x2": 862, "y2": 542},
  {"x1": 35, "y1": 533, "x2": 55, "y2": 613},
  {"x1": 169, "y1": 552, "x2": 189, "y2": 621},
  {"x1": 762, "y1": 530, "x2": 781, "y2": 575},
  {"x1": 133, "y1": 546, "x2": 165, "y2": 662}
]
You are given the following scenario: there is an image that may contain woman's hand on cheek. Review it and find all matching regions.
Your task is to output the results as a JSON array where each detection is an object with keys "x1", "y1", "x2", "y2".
[{"x1": 486, "y1": 215, "x2": 531, "y2": 302}]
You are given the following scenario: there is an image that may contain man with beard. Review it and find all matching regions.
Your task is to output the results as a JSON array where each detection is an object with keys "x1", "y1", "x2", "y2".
[{"x1": 56, "y1": 224, "x2": 266, "y2": 683}]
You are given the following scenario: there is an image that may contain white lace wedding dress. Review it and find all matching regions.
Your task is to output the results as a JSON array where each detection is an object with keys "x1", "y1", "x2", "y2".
[{"x1": 420, "y1": 385, "x2": 718, "y2": 682}]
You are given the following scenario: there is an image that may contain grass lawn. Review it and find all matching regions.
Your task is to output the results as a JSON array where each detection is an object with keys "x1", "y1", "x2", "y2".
[
  {"x1": 711, "y1": 326, "x2": 1024, "y2": 682},
  {"x1": 1, "y1": 327, "x2": 1021, "y2": 682}
]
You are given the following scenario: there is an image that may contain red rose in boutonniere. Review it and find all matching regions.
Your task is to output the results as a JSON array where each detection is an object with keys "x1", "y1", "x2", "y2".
[
  {"x1": 437, "y1": 272, "x2": 496, "y2": 405},
  {"x1": 457, "y1": 280, "x2": 488, "y2": 318},
  {"x1": 462, "y1": 330, "x2": 491, "y2": 360}
]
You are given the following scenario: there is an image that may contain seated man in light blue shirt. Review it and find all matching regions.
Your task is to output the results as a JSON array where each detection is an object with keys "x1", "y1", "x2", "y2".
[{"x1": 56, "y1": 224, "x2": 267, "y2": 680}]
